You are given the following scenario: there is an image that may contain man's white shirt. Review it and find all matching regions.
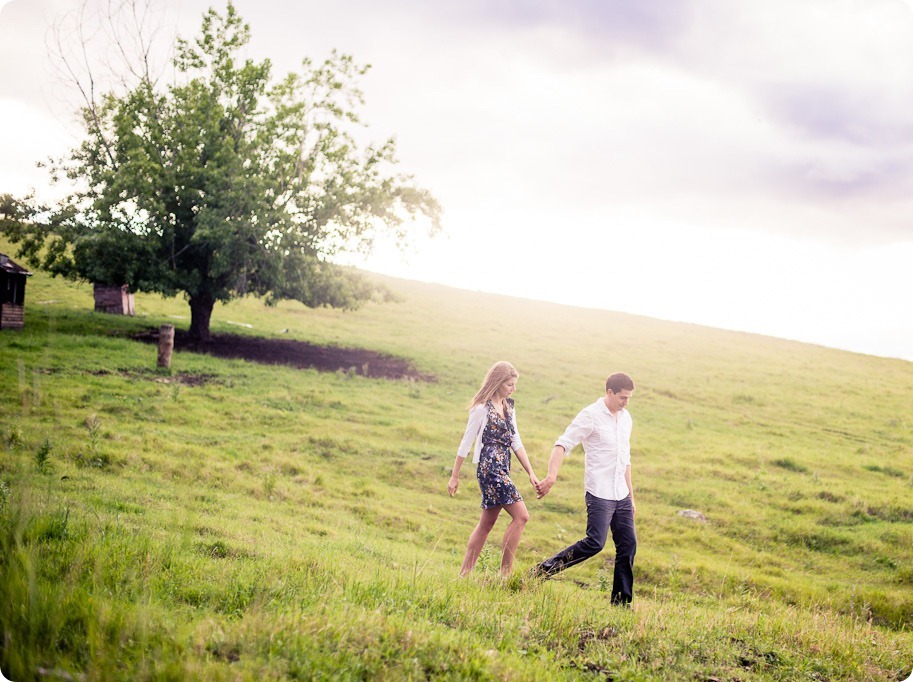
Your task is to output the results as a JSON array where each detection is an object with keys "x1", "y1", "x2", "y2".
[{"x1": 555, "y1": 398, "x2": 633, "y2": 501}]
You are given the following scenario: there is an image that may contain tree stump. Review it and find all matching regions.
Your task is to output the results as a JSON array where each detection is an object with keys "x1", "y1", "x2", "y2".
[{"x1": 157, "y1": 324, "x2": 175, "y2": 369}]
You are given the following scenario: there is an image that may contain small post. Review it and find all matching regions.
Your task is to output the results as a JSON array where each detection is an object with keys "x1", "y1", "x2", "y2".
[{"x1": 157, "y1": 324, "x2": 175, "y2": 369}]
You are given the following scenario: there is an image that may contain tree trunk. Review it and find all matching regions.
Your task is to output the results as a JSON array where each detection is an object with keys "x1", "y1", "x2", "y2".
[{"x1": 188, "y1": 292, "x2": 215, "y2": 343}]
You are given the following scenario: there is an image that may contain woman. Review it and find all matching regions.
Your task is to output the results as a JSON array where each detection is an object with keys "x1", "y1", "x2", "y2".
[{"x1": 448, "y1": 361, "x2": 539, "y2": 577}]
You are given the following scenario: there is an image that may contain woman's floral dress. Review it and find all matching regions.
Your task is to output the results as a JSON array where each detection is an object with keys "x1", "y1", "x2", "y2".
[{"x1": 476, "y1": 399, "x2": 522, "y2": 509}]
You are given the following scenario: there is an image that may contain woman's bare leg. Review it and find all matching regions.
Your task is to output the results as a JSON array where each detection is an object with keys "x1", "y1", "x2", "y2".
[
  {"x1": 499, "y1": 501, "x2": 530, "y2": 576},
  {"x1": 460, "y1": 506, "x2": 502, "y2": 576}
]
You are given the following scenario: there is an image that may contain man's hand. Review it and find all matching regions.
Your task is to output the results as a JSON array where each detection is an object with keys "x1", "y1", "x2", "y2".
[{"x1": 536, "y1": 475, "x2": 556, "y2": 499}]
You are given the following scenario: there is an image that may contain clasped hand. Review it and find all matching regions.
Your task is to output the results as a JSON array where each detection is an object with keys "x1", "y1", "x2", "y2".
[{"x1": 534, "y1": 475, "x2": 554, "y2": 499}]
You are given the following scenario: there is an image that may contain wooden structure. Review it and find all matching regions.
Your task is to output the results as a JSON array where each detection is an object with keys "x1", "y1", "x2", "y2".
[
  {"x1": 0, "y1": 253, "x2": 31, "y2": 330},
  {"x1": 93, "y1": 283, "x2": 135, "y2": 316},
  {"x1": 157, "y1": 324, "x2": 175, "y2": 369}
]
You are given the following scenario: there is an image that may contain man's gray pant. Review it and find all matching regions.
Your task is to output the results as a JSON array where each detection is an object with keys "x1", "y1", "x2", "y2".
[{"x1": 536, "y1": 492, "x2": 637, "y2": 604}]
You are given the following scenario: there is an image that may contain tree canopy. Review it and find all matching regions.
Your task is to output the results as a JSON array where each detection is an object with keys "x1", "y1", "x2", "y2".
[{"x1": 1, "y1": 1, "x2": 440, "y2": 340}]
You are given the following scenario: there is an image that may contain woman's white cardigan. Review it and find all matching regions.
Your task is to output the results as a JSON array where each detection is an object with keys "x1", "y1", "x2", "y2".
[{"x1": 456, "y1": 400, "x2": 524, "y2": 464}]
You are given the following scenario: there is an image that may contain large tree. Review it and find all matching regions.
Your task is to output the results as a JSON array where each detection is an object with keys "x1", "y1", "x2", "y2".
[{"x1": 1, "y1": 2, "x2": 440, "y2": 341}]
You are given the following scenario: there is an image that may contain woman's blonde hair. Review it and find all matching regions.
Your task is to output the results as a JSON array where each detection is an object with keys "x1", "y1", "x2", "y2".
[{"x1": 469, "y1": 361, "x2": 519, "y2": 409}]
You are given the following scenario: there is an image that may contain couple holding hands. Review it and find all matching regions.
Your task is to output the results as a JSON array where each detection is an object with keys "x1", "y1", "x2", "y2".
[{"x1": 448, "y1": 361, "x2": 637, "y2": 605}]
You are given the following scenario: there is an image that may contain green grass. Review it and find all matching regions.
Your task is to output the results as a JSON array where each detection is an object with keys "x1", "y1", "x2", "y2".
[{"x1": 2, "y1": 248, "x2": 912, "y2": 680}]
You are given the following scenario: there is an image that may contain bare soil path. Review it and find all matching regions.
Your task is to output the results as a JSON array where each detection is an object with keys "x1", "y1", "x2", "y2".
[{"x1": 133, "y1": 328, "x2": 434, "y2": 381}]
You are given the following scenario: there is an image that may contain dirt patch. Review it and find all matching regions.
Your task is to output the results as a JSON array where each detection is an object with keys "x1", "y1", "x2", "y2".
[
  {"x1": 132, "y1": 328, "x2": 435, "y2": 382},
  {"x1": 87, "y1": 367, "x2": 217, "y2": 386},
  {"x1": 155, "y1": 373, "x2": 216, "y2": 387}
]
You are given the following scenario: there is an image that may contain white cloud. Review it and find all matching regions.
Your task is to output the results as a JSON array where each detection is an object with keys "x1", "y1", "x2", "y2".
[
  {"x1": 0, "y1": 98, "x2": 70, "y2": 198},
  {"x1": 2, "y1": 0, "x2": 913, "y2": 360}
]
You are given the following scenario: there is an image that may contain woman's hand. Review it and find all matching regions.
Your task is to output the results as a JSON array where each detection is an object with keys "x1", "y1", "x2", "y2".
[
  {"x1": 529, "y1": 472, "x2": 540, "y2": 490},
  {"x1": 536, "y1": 475, "x2": 556, "y2": 499},
  {"x1": 448, "y1": 474, "x2": 459, "y2": 497}
]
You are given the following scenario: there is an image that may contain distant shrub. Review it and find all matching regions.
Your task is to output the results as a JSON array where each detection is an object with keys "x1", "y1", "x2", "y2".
[
  {"x1": 24, "y1": 507, "x2": 71, "y2": 544},
  {"x1": 818, "y1": 512, "x2": 867, "y2": 527},
  {"x1": 801, "y1": 530, "x2": 852, "y2": 553},
  {"x1": 863, "y1": 464, "x2": 905, "y2": 478},
  {"x1": 202, "y1": 540, "x2": 232, "y2": 559},
  {"x1": 875, "y1": 556, "x2": 897, "y2": 570},
  {"x1": 772, "y1": 457, "x2": 808, "y2": 473},
  {"x1": 3, "y1": 426, "x2": 23, "y2": 449},
  {"x1": 196, "y1": 540, "x2": 252, "y2": 560},
  {"x1": 73, "y1": 451, "x2": 112, "y2": 469},
  {"x1": 896, "y1": 567, "x2": 913, "y2": 585},
  {"x1": 34, "y1": 438, "x2": 52, "y2": 473},
  {"x1": 865, "y1": 591, "x2": 913, "y2": 630},
  {"x1": 85, "y1": 414, "x2": 101, "y2": 447},
  {"x1": 859, "y1": 505, "x2": 913, "y2": 523}
]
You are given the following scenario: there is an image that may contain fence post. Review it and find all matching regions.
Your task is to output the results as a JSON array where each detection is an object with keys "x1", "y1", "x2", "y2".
[{"x1": 157, "y1": 324, "x2": 175, "y2": 369}]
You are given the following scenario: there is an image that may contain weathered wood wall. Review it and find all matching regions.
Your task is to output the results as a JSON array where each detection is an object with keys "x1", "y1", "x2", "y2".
[
  {"x1": 94, "y1": 284, "x2": 136, "y2": 315},
  {"x1": 0, "y1": 303, "x2": 25, "y2": 329}
]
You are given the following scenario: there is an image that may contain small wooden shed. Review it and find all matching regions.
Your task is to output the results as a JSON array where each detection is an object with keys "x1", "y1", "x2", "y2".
[
  {"x1": 0, "y1": 253, "x2": 32, "y2": 330},
  {"x1": 93, "y1": 283, "x2": 135, "y2": 316}
]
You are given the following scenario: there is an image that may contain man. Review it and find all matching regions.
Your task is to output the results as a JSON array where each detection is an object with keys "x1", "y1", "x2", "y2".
[{"x1": 533, "y1": 372, "x2": 637, "y2": 605}]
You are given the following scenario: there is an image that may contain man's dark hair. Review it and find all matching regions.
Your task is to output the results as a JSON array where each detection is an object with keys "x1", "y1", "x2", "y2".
[{"x1": 606, "y1": 372, "x2": 635, "y2": 394}]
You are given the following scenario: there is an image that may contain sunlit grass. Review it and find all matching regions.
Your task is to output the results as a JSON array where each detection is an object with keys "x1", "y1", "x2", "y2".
[{"x1": 2, "y1": 244, "x2": 912, "y2": 679}]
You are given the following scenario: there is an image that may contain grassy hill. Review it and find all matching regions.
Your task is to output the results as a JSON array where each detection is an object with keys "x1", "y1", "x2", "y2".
[{"x1": 2, "y1": 254, "x2": 912, "y2": 680}]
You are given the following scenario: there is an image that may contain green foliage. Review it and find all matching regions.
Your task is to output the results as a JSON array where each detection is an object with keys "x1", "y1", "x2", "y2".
[
  {"x1": 771, "y1": 457, "x2": 808, "y2": 473},
  {"x1": 0, "y1": 1, "x2": 440, "y2": 341},
  {"x1": 73, "y1": 413, "x2": 110, "y2": 469},
  {"x1": 863, "y1": 464, "x2": 905, "y2": 478},
  {"x1": 33, "y1": 439, "x2": 52, "y2": 474},
  {"x1": 1, "y1": 249, "x2": 912, "y2": 679},
  {"x1": 3, "y1": 424, "x2": 24, "y2": 449}
]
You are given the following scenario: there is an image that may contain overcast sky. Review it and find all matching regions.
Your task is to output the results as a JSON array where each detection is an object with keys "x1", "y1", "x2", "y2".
[{"x1": 2, "y1": 0, "x2": 912, "y2": 361}]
